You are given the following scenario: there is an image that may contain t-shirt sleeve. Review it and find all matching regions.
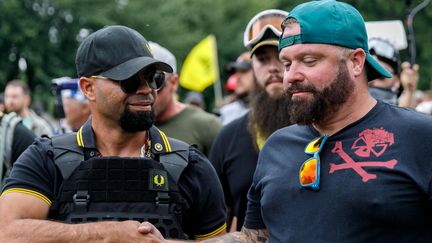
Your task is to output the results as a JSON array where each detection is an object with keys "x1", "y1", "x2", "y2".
[
  {"x1": 243, "y1": 182, "x2": 265, "y2": 229},
  {"x1": 179, "y1": 147, "x2": 227, "y2": 240},
  {"x1": 1, "y1": 137, "x2": 57, "y2": 206},
  {"x1": 243, "y1": 146, "x2": 266, "y2": 230}
]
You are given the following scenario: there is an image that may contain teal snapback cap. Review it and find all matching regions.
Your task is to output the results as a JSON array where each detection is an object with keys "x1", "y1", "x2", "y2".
[{"x1": 279, "y1": 0, "x2": 392, "y2": 81}]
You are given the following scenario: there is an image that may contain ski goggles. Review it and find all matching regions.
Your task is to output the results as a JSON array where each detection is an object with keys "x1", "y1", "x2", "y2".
[
  {"x1": 299, "y1": 135, "x2": 329, "y2": 191},
  {"x1": 91, "y1": 68, "x2": 165, "y2": 93},
  {"x1": 243, "y1": 9, "x2": 288, "y2": 50}
]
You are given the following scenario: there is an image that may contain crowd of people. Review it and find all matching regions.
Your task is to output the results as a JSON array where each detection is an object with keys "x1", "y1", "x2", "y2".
[{"x1": 0, "y1": 0, "x2": 431, "y2": 242}]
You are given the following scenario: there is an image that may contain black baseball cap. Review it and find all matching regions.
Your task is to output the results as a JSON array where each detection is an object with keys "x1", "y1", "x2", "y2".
[
  {"x1": 76, "y1": 25, "x2": 173, "y2": 80},
  {"x1": 226, "y1": 52, "x2": 252, "y2": 73}
]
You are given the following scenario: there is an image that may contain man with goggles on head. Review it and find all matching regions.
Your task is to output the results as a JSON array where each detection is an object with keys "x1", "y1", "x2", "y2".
[
  {"x1": 210, "y1": 8, "x2": 292, "y2": 232},
  {"x1": 150, "y1": 41, "x2": 222, "y2": 157},
  {"x1": 0, "y1": 25, "x2": 226, "y2": 241},
  {"x1": 368, "y1": 37, "x2": 420, "y2": 108}
]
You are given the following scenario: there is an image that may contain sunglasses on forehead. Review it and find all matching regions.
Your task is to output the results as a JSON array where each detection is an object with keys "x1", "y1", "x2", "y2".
[
  {"x1": 299, "y1": 135, "x2": 329, "y2": 191},
  {"x1": 91, "y1": 69, "x2": 166, "y2": 93}
]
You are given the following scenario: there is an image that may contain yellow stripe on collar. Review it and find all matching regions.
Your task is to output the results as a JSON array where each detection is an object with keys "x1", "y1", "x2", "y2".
[
  {"x1": 194, "y1": 222, "x2": 227, "y2": 240},
  {"x1": 157, "y1": 129, "x2": 171, "y2": 152},
  {"x1": 76, "y1": 126, "x2": 84, "y2": 147}
]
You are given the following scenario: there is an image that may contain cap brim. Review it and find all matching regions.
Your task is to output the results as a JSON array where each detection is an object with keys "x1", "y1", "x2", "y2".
[
  {"x1": 365, "y1": 53, "x2": 392, "y2": 81},
  {"x1": 250, "y1": 39, "x2": 279, "y2": 55},
  {"x1": 101, "y1": 56, "x2": 173, "y2": 80},
  {"x1": 226, "y1": 62, "x2": 251, "y2": 72}
]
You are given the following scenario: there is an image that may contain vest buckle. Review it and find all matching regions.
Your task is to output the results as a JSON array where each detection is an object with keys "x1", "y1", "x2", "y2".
[{"x1": 73, "y1": 190, "x2": 90, "y2": 214}]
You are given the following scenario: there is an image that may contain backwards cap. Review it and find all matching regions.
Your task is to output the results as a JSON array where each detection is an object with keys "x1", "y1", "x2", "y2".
[{"x1": 279, "y1": 0, "x2": 392, "y2": 81}]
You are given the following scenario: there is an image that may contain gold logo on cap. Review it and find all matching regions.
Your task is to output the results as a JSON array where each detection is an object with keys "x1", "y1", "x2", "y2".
[
  {"x1": 153, "y1": 175, "x2": 165, "y2": 187},
  {"x1": 154, "y1": 143, "x2": 163, "y2": 151}
]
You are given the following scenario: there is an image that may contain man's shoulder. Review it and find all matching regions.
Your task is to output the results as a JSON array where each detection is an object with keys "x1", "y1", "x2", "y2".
[
  {"x1": 224, "y1": 112, "x2": 249, "y2": 127},
  {"x1": 267, "y1": 124, "x2": 311, "y2": 145},
  {"x1": 379, "y1": 102, "x2": 432, "y2": 129}
]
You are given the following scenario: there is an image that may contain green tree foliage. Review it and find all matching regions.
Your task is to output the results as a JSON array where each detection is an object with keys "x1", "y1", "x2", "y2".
[{"x1": 0, "y1": 0, "x2": 431, "y2": 109}]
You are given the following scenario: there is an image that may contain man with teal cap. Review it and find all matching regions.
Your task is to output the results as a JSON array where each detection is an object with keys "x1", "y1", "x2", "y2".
[{"x1": 143, "y1": 0, "x2": 432, "y2": 241}]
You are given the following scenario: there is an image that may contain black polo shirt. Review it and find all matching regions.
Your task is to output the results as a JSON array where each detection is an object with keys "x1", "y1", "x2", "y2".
[{"x1": 1, "y1": 119, "x2": 226, "y2": 239}]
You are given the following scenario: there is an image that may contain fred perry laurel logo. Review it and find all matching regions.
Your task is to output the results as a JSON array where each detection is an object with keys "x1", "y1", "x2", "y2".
[
  {"x1": 149, "y1": 169, "x2": 169, "y2": 191},
  {"x1": 153, "y1": 174, "x2": 165, "y2": 187}
]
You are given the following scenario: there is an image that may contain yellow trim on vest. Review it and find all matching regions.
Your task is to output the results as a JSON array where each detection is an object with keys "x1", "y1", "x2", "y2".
[
  {"x1": 76, "y1": 126, "x2": 84, "y2": 147},
  {"x1": 0, "y1": 188, "x2": 51, "y2": 206},
  {"x1": 158, "y1": 129, "x2": 172, "y2": 152},
  {"x1": 194, "y1": 222, "x2": 227, "y2": 240}
]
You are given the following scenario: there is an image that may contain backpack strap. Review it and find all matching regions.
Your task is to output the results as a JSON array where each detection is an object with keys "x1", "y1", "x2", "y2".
[
  {"x1": 159, "y1": 137, "x2": 190, "y2": 183},
  {"x1": 51, "y1": 133, "x2": 84, "y2": 180},
  {"x1": 1, "y1": 112, "x2": 23, "y2": 183}
]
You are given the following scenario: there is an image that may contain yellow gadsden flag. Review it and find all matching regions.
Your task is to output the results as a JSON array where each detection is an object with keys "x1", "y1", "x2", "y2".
[{"x1": 179, "y1": 35, "x2": 219, "y2": 92}]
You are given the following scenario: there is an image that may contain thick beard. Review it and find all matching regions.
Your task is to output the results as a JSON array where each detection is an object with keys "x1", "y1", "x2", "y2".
[
  {"x1": 119, "y1": 107, "x2": 155, "y2": 132},
  {"x1": 248, "y1": 82, "x2": 292, "y2": 146},
  {"x1": 285, "y1": 61, "x2": 354, "y2": 125}
]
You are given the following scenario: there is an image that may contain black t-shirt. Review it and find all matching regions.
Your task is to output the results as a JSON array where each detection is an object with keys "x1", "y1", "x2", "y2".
[
  {"x1": 2, "y1": 121, "x2": 226, "y2": 239},
  {"x1": 209, "y1": 113, "x2": 258, "y2": 230},
  {"x1": 245, "y1": 101, "x2": 432, "y2": 242}
]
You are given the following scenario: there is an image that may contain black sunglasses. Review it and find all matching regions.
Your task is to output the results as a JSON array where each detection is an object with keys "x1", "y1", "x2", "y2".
[
  {"x1": 119, "y1": 69, "x2": 166, "y2": 93},
  {"x1": 92, "y1": 69, "x2": 166, "y2": 93}
]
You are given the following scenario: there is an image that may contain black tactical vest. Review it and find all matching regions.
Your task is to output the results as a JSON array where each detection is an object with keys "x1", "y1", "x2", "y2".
[{"x1": 48, "y1": 133, "x2": 190, "y2": 239}]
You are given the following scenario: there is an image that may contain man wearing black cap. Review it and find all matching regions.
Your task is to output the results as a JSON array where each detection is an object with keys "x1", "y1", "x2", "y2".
[
  {"x1": 219, "y1": 52, "x2": 254, "y2": 125},
  {"x1": 0, "y1": 25, "x2": 226, "y2": 241}
]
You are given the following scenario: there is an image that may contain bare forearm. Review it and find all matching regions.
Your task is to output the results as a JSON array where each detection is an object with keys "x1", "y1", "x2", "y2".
[
  {"x1": 398, "y1": 90, "x2": 416, "y2": 108},
  {"x1": 0, "y1": 219, "x2": 142, "y2": 243},
  {"x1": 196, "y1": 227, "x2": 268, "y2": 243}
]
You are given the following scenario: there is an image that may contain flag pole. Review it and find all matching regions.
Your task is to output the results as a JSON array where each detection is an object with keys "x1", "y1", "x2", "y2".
[{"x1": 211, "y1": 34, "x2": 223, "y2": 108}]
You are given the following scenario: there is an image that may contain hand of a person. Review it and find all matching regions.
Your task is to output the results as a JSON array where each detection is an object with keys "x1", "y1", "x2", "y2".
[
  {"x1": 400, "y1": 61, "x2": 420, "y2": 92},
  {"x1": 137, "y1": 221, "x2": 165, "y2": 241},
  {"x1": 107, "y1": 220, "x2": 164, "y2": 242}
]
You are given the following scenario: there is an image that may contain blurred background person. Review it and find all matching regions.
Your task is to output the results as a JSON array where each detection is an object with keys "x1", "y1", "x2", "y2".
[
  {"x1": 0, "y1": 111, "x2": 35, "y2": 185},
  {"x1": 61, "y1": 83, "x2": 90, "y2": 132},
  {"x1": 368, "y1": 37, "x2": 420, "y2": 108},
  {"x1": 219, "y1": 52, "x2": 253, "y2": 125},
  {"x1": 4, "y1": 80, "x2": 53, "y2": 137},
  {"x1": 184, "y1": 91, "x2": 206, "y2": 110},
  {"x1": 416, "y1": 89, "x2": 432, "y2": 115},
  {"x1": 51, "y1": 77, "x2": 91, "y2": 133},
  {"x1": 0, "y1": 94, "x2": 5, "y2": 113},
  {"x1": 210, "y1": 9, "x2": 291, "y2": 231},
  {"x1": 150, "y1": 41, "x2": 222, "y2": 156}
]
